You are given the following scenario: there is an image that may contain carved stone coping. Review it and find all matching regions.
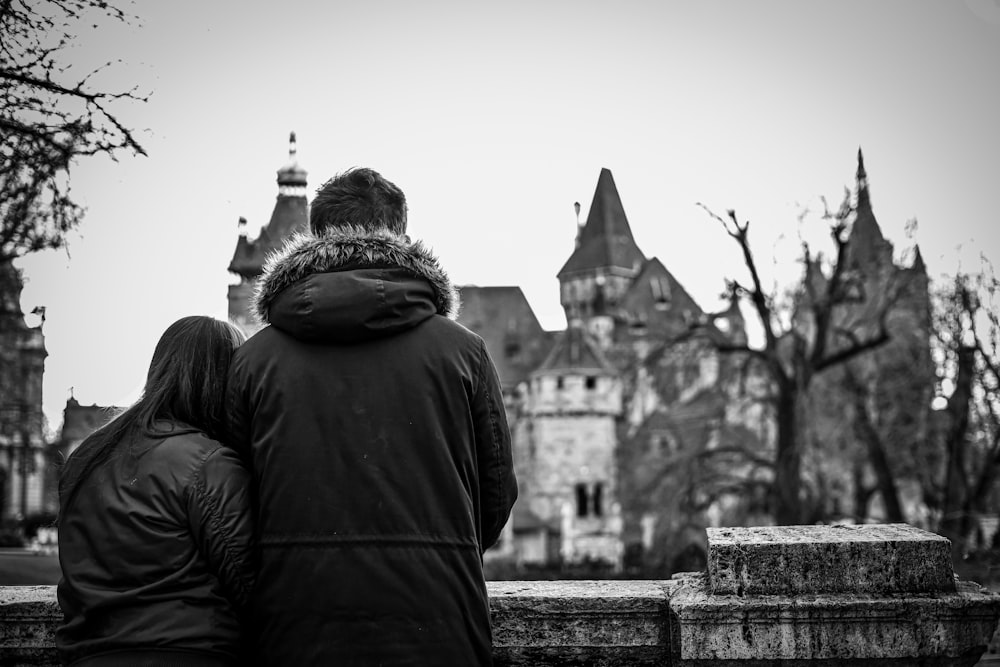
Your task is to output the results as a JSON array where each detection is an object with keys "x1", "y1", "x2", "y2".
[{"x1": 3, "y1": 578, "x2": 998, "y2": 666}]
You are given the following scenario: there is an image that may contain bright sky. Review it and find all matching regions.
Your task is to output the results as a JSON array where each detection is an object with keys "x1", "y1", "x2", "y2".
[{"x1": 15, "y1": 0, "x2": 1000, "y2": 433}]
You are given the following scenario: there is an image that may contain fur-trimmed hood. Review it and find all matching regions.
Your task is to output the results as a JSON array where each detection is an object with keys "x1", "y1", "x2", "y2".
[
  {"x1": 253, "y1": 227, "x2": 459, "y2": 324},
  {"x1": 251, "y1": 228, "x2": 459, "y2": 343}
]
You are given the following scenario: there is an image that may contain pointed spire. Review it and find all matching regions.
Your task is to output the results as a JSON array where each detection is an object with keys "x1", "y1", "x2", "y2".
[
  {"x1": 856, "y1": 147, "x2": 871, "y2": 213},
  {"x1": 558, "y1": 168, "x2": 646, "y2": 277},
  {"x1": 911, "y1": 244, "x2": 926, "y2": 273},
  {"x1": 578, "y1": 168, "x2": 637, "y2": 247},
  {"x1": 845, "y1": 148, "x2": 891, "y2": 269}
]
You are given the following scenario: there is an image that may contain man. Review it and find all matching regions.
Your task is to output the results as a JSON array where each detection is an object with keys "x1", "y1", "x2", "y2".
[{"x1": 226, "y1": 167, "x2": 517, "y2": 666}]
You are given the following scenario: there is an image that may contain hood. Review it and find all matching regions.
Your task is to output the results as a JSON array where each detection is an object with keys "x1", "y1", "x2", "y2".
[{"x1": 253, "y1": 227, "x2": 460, "y2": 343}]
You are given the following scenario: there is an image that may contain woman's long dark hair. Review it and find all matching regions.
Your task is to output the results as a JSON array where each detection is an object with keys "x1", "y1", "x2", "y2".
[{"x1": 58, "y1": 316, "x2": 246, "y2": 517}]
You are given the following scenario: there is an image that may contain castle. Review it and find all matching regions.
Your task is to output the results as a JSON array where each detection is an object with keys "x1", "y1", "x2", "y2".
[
  {"x1": 0, "y1": 260, "x2": 48, "y2": 522},
  {"x1": 227, "y1": 139, "x2": 932, "y2": 573}
]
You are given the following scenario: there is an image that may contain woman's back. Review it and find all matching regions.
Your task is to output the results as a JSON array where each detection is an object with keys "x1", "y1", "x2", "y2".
[{"x1": 57, "y1": 426, "x2": 253, "y2": 667}]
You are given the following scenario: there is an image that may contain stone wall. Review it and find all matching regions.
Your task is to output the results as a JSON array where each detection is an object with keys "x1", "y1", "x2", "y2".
[{"x1": 2, "y1": 524, "x2": 998, "y2": 666}]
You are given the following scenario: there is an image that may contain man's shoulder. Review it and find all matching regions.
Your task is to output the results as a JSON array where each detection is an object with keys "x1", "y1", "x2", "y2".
[{"x1": 417, "y1": 315, "x2": 487, "y2": 351}]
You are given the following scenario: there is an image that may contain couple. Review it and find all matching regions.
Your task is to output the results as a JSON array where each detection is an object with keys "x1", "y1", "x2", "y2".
[{"x1": 56, "y1": 169, "x2": 519, "y2": 667}]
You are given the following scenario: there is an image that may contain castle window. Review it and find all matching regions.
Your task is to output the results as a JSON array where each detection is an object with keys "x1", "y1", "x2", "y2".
[
  {"x1": 575, "y1": 483, "x2": 588, "y2": 517},
  {"x1": 585, "y1": 376, "x2": 597, "y2": 390},
  {"x1": 575, "y1": 482, "x2": 605, "y2": 518},
  {"x1": 504, "y1": 338, "x2": 521, "y2": 358},
  {"x1": 556, "y1": 376, "x2": 564, "y2": 390}
]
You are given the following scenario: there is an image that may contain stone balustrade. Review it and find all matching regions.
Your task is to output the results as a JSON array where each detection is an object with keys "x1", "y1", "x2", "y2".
[{"x1": 2, "y1": 524, "x2": 999, "y2": 666}]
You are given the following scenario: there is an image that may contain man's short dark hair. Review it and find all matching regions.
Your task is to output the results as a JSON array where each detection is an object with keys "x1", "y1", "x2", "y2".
[{"x1": 310, "y1": 168, "x2": 408, "y2": 235}]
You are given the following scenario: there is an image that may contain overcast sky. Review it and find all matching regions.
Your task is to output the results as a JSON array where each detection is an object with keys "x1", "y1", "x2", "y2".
[{"x1": 15, "y1": 0, "x2": 1000, "y2": 432}]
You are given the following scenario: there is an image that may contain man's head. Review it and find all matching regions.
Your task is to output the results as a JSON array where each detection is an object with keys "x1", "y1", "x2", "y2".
[{"x1": 310, "y1": 168, "x2": 407, "y2": 235}]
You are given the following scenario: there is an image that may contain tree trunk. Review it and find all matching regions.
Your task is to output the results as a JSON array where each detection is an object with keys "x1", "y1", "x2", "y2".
[
  {"x1": 851, "y1": 387, "x2": 905, "y2": 522},
  {"x1": 940, "y1": 345, "x2": 976, "y2": 556},
  {"x1": 774, "y1": 388, "x2": 802, "y2": 525}
]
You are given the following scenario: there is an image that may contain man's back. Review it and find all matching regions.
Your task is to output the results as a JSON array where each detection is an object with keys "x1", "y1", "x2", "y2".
[{"x1": 226, "y1": 227, "x2": 517, "y2": 666}]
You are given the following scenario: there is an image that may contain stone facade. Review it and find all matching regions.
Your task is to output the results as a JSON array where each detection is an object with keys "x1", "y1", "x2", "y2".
[{"x1": 0, "y1": 260, "x2": 47, "y2": 522}]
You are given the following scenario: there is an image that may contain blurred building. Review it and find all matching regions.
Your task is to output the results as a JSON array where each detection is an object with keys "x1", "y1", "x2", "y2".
[
  {"x1": 0, "y1": 260, "x2": 48, "y2": 521},
  {"x1": 227, "y1": 132, "x2": 310, "y2": 336},
  {"x1": 459, "y1": 169, "x2": 765, "y2": 573}
]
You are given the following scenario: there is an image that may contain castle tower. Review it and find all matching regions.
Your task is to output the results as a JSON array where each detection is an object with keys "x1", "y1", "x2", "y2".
[
  {"x1": 557, "y1": 169, "x2": 646, "y2": 346},
  {"x1": 523, "y1": 321, "x2": 624, "y2": 567},
  {"x1": 0, "y1": 260, "x2": 48, "y2": 520},
  {"x1": 227, "y1": 133, "x2": 309, "y2": 335}
]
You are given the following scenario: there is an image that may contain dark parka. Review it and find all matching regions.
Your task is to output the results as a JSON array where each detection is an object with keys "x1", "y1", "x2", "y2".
[
  {"x1": 56, "y1": 429, "x2": 255, "y2": 666},
  {"x1": 225, "y1": 227, "x2": 518, "y2": 666}
]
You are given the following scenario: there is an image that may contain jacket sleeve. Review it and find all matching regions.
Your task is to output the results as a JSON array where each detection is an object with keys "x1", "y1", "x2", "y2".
[
  {"x1": 472, "y1": 337, "x2": 518, "y2": 552},
  {"x1": 187, "y1": 446, "x2": 256, "y2": 609}
]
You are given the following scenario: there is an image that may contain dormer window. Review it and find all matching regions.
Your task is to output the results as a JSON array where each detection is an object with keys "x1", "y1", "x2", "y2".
[{"x1": 650, "y1": 277, "x2": 671, "y2": 310}]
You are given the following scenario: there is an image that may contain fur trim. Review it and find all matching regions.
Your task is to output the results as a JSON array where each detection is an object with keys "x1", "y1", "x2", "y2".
[{"x1": 252, "y1": 226, "x2": 460, "y2": 324}]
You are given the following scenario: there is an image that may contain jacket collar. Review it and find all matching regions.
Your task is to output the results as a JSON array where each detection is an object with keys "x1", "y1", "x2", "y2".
[{"x1": 252, "y1": 226, "x2": 460, "y2": 325}]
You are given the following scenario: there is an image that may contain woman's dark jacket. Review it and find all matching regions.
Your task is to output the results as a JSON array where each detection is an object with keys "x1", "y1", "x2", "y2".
[
  {"x1": 56, "y1": 427, "x2": 255, "y2": 666},
  {"x1": 225, "y1": 227, "x2": 518, "y2": 666}
]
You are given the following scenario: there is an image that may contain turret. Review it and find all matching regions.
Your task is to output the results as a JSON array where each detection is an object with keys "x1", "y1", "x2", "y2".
[
  {"x1": 557, "y1": 169, "x2": 646, "y2": 331},
  {"x1": 227, "y1": 133, "x2": 310, "y2": 335}
]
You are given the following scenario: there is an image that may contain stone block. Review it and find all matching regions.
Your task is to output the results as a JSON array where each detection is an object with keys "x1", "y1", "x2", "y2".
[
  {"x1": 708, "y1": 523, "x2": 955, "y2": 596},
  {"x1": 669, "y1": 573, "x2": 1000, "y2": 666},
  {"x1": 487, "y1": 579, "x2": 674, "y2": 666},
  {"x1": 0, "y1": 586, "x2": 60, "y2": 666}
]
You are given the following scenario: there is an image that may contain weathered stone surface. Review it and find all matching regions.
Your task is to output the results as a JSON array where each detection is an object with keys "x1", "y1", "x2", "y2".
[
  {"x1": 488, "y1": 580, "x2": 674, "y2": 666},
  {"x1": 708, "y1": 523, "x2": 955, "y2": 596},
  {"x1": 1, "y1": 564, "x2": 997, "y2": 666},
  {"x1": 0, "y1": 586, "x2": 60, "y2": 666},
  {"x1": 670, "y1": 573, "x2": 999, "y2": 666}
]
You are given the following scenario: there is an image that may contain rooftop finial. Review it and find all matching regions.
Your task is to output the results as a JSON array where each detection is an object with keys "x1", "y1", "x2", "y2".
[
  {"x1": 289, "y1": 131, "x2": 298, "y2": 160},
  {"x1": 237, "y1": 216, "x2": 248, "y2": 238}
]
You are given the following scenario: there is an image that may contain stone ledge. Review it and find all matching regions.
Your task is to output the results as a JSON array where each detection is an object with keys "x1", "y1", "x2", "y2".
[
  {"x1": 3, "y1": 578, "x2": 998, "y2": 666},
  {"x1": 708, "y1": 524, "x2": 955, "y2": 596},
  {"x1": 490, "y1": 580, "x2": 675, "y2": 666},
  {"x1": 3, "y1": 524, "x2": 999, "y2": 666},
  {"x1": 670, "y1": 573, "x2": 998, "y2": 666}
]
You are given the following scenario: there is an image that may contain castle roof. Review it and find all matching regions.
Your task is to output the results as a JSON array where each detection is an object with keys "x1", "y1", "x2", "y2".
[
  {"x1": 59, "y1": 398, "x2": 117, "y2": 446},
  {"x1": 535, "y1": 321, "x2": 616, "y2": 375},
  {"x1": 845, "y1": 148, "x2": 893, "y2": 270},
  {"x1": 228, "y1": 133, "x2": 309, "y2": 279},
  {"x1": 456, "y1": 285, "x2": 553, "y2": 390},
  {"x1": 557, "y1": 168, "x2": 646, "y2": 278},
  {"x1": 619, "y1": 257, "x2": 707, "y2": 338}
]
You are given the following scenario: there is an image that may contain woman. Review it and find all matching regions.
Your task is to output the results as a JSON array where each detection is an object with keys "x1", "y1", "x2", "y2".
[{"x1": 57, "y1": 316, "x2": 254, "y2": 667}]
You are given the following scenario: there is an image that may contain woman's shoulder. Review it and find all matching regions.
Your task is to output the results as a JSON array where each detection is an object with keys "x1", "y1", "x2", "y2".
[{"x1": 139, "y1": 423, "x2": 226, "y2": 468}]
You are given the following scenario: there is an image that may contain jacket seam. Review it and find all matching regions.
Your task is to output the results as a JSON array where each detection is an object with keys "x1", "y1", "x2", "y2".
[
  {"x1": 259, "y1": 534, "x2": 480, "y2": 549},
  {"x1": 191, "y1": 448, "x2": 253, "y2": 605},
  {"x1": 477, "y1": 338, "x2": 504, "y2": 544}
]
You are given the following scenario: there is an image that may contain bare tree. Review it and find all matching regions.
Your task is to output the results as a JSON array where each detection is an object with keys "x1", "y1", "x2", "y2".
[
  {"x1": 1, "y1": 0, "x2": 146, "y2": 261},
  {"x1": 695, "y1": 158, "x2": 899, "y2": 525},
  {"x1": 931, "y1": 268, "x2": 1000, "y2": 557}
]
